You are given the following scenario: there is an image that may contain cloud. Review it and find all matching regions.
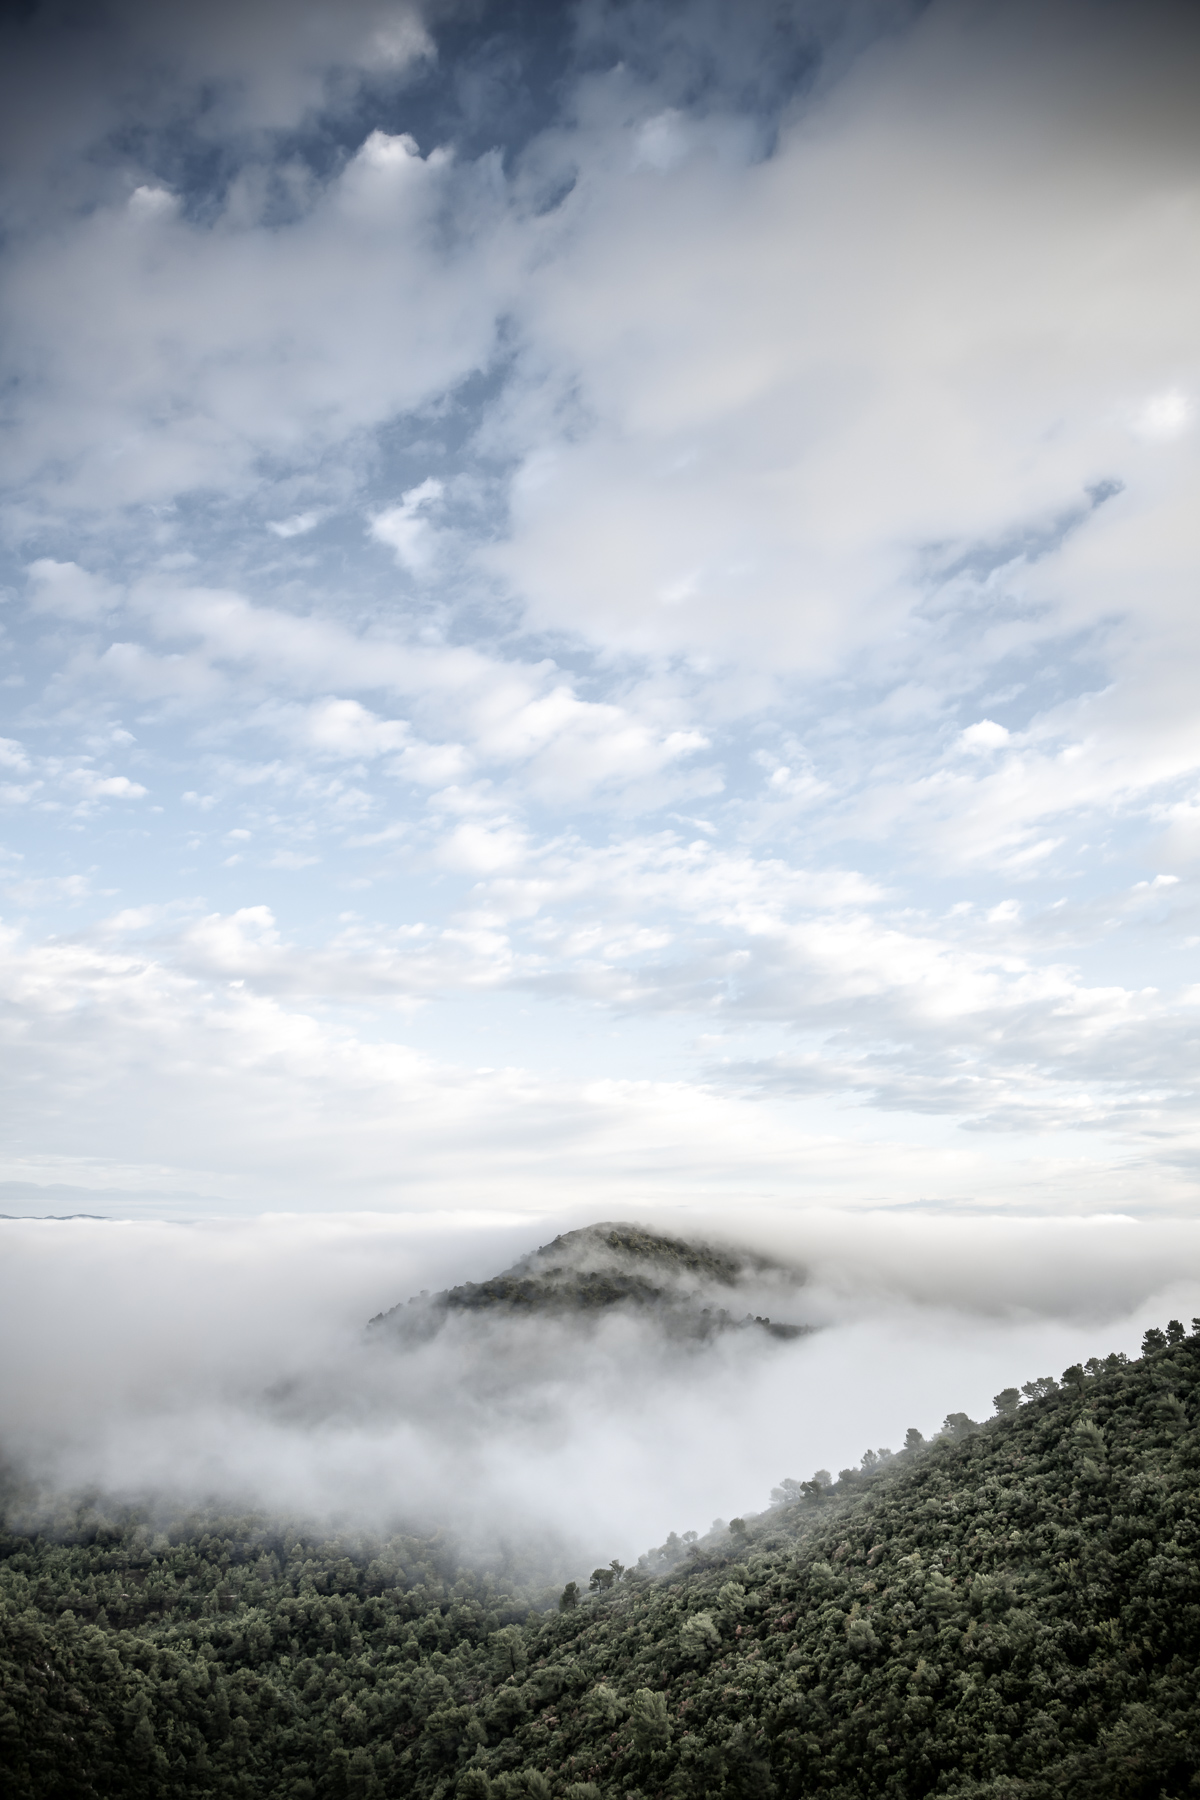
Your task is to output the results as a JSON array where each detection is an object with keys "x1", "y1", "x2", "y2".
[
  {"x1": 371, "y1": 476, "x2": 446, "y2": 572},
  {"x1": 115, "y1": 1, "x2": 434, "y2": 133},
  {"x1": 68, "y1": 770, "x2": 148, "y2": 800},
  {"x1": 267, "y1": 511, "x2": 322, "y2": 539},
  {"x1": 56, "y1": 573, "x2": 718, "y2": 810},
  {"x1": 1, "y1": 129, "x2": 515, "y2": 513},
  {"x1": 0, "y1": 1209, "x2": 1196, "y2": 1557},
  {"x1": 960, "y1": 720, "x2": 1010, "y2": 752},
  {"x1": 27, "y1": 558, "x2": 122, "y2": 621},
  {"x1": 0, "y1": 739, "x2": 31, "y2": 772},
  {"x1": 1130, "y1": 389, "x2": 1193, "y2": 442},
  {"x1": 0, "y1": 1, "x2": 433, "y2": 195},
  {"x1": 2, "y1": 873, "x2": 91, "y2": 908},
  {"x1": 3, "y1": 0, "x2": 1200, "y2": 1250},
  {"x1": 2, "y1": 900, "x2": 1174, "y2": 1218},
  {"x1": 295, "y1": 697, "x2": 414, "y2": 759},
  {"x1": 2, "y1": 848, "x2": 1199, "y2": 1219},
  {"x1": 481, "y1": 0, "x2": 1200, "y2": 730}
]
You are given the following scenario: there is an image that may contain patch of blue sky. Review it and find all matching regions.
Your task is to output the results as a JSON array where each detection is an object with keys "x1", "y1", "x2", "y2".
[{"x1": 2, "y1": 0, "x2": 1200, "y2": 1219}]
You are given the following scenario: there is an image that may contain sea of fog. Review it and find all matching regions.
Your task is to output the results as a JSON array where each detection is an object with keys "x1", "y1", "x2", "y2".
[{"x1": 2, "y1": 1207, "x2": 1198, "y2": 1571}]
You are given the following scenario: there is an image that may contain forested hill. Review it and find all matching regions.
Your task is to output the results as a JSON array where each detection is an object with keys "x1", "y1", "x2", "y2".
[
  {"x1": 5, "y1": 1321, "x2": 1200, "y2": 1798},
  {"x1": 367, "y1": 1222, "x2": 810, "y2": 1342}
]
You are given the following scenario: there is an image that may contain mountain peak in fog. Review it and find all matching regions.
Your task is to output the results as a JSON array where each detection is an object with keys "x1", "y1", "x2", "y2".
[{"x1": 368, "y1": 1220, "x2": 811, "y2": 1343}]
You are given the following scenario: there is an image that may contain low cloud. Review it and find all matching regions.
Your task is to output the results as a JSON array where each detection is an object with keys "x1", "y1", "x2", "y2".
[
  {"x1": 1, "y1": 1210, "x2": 1195, "y2": 1565},
  {"x1": 3, "y1": 882, "x2": 1200, "y2": 1217}
]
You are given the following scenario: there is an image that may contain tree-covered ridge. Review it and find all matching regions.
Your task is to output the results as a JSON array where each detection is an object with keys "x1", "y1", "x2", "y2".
[
  {"x1": 368, "y1": 1223, "x2": 810, "y2": 1343},
  {"x1": 4, "y1": 1323, "x2": 1200, "y2": 1798},
  {"x1": 525, "y1": 1225, "x2": 761, "y2": 1285}
]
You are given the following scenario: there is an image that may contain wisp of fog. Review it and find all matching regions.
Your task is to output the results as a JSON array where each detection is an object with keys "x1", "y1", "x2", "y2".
[{"x1": 3, "y1": 1208, "x2": 1198, "y2": 1571}]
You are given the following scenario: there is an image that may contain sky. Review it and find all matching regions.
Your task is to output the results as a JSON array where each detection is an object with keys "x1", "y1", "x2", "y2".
[{"x1": 2, "y1": 0, "x2": 1200, "y2": 1231}]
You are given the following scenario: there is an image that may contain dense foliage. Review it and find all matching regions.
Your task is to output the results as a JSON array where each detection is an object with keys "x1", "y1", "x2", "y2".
[
  {"x1": 368, "y1": 1223, "x2": 808, "y2": 1342},
  {"x1": 5, "y1": 1325, "x2": 1200, "y2": 1799}
]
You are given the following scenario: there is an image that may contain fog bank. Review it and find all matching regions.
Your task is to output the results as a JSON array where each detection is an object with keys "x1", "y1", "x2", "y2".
[{"x1": 3, "y1": 1209, "x2": 1197, "y2": 1567}]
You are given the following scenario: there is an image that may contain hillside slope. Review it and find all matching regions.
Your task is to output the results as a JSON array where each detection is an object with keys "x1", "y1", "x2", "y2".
[
  {"x1": 3, "y1": 1322, "x2": 1199, "y2": 1797},
  {"x1": 368, "y1": 1222, "x2": 810, "y2": 1342}
]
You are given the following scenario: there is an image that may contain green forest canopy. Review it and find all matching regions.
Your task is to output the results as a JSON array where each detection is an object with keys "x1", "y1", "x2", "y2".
[
  {"x1": 367, "y1": 1223, "x2": 809, "y2": 1343},
  {"x1": 4, "y1": 1321, "x2": 1199, "y2": 1798}
]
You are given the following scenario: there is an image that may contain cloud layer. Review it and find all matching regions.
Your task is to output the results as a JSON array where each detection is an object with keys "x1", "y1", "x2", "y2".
[
  {"x1": 3, "y1": 1210, "x2": 1195, "y2": 1561},
  {"x1": 1, "y1": 0, "x2": 1200, "y2": 1236}
]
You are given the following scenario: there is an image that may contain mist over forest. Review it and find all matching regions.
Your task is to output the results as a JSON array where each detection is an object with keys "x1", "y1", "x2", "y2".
[
  {"x1": 3, "y1": 1210, "x2": 1196, "y2": 1568},
  {"x1": 7, "y1": 1211, "x2": 1200, "y2": 1799}
]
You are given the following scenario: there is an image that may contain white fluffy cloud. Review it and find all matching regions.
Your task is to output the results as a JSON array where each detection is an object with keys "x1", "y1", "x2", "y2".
[
  {"x1": 1, "y1": 129, "x2": 514, "y2": 512},
  {"x1": 1, "y1": 911, "x2": 1037, "y2": 1214},
  {"x1": 3, "y1": 0, "x2": 1200, "y2": 1229},
  {"x1": 371, "y1": 476, "x2": 446, "y2": 572},
  {"x1": 488, "y1": 4, "x2": 1199, "y2": 672}
]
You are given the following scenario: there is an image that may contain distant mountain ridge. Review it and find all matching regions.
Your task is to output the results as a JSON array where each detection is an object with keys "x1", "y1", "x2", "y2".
[{"x1": 368, "y1": 1221, "x2": 811, "y2": 1342}]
